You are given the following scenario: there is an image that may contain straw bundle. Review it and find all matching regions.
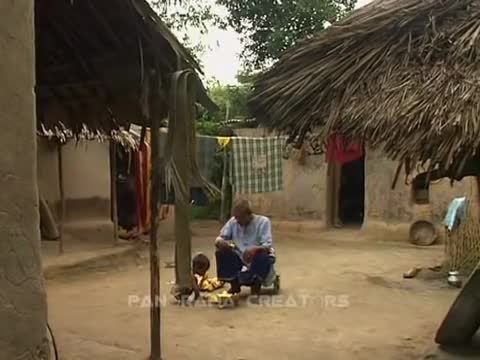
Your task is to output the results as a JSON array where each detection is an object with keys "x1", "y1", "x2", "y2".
[{"x1": 251, "y1": 0, "x2": 480, "y2": 175}]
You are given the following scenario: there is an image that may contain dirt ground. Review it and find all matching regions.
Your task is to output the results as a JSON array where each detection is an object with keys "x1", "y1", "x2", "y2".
[{"x1": 46, "y1": 222, "x2": 474, "y2": 360}]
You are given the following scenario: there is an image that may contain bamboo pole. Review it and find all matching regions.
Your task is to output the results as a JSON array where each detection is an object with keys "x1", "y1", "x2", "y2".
[
  {"x1": 57, "y1": 143, "x2": 65, "y2": 255},
  {"x1": 110, "y1": 141, "x2": 119, "y2": 247},
  {"x1": 149, "y1": 71, "x2": 162, "y2": 360},
  {"x1": 220, "y1": 146, "x2": 229, "y2": 223}
]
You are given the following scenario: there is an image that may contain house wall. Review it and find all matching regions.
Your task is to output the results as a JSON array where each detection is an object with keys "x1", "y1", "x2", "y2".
[
  {"x1": 37, "y1": 139, "x2": 111, "y2": 220},
  {"x1": 365, "y1": 149, "x2": 478, "y2": 227},
  {"x1": 233, "y1": 129, "x2": 477, "y2": 229},
  {"x1": 62, "y1": 141, "x2": 110, "y2": 200},
  {"x1": 37, "y1": 137, "x2": 60, "y2": 204},
  {"x1": 234, "y1": 128, "x2": 328, "y2": 220},
  {"x1": 0, "y1": 1, "x2": 49, "y2": 358}
]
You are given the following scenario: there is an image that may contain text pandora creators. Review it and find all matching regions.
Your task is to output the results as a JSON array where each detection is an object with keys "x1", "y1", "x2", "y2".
[{"x1": 128, "y1": 294, "x2": 350, "y2": 308}]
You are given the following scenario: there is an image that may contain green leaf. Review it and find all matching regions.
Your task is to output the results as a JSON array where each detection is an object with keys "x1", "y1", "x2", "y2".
[{"x1": 217, "y1": 0, "x2": 357, "y2": 69}]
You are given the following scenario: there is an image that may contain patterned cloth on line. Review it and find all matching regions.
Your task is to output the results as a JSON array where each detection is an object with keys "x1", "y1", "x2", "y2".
[{"x1": 230, "y1": 137, "x2": 285, "y2": 193}]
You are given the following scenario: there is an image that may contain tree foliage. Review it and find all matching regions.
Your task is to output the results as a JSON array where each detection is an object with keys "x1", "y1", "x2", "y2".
[
  {"x1": 201, "y1": 74, "x2": 254, "y2": 118},
  {"x1": 217, "y1": 0, "x2": 356, "y2": 69},
  {"x1": 149, "y1": 0, "x2": 225, "y2": 62},
  {"x1": 196, "y1": 73, "x2": 255, "y2": 135}
]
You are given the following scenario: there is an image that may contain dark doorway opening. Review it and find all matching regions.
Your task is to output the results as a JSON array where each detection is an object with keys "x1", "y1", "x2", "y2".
[
  {"x1": 114, "y1": 146, "x2": 137, "y2": 233},
  {"x1": 338, "y1": 156, "x2": 365, "y2": 226}
]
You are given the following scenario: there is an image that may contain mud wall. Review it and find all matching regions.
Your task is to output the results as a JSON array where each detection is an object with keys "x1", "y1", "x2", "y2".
[
  {"x1": 234, "y1": 128, "x2": 328, "y2": 220},
  {"x1": 233, "y1": 130, "x2": 475, "y2": 226},
  {"x1": 37, "y1": 139, "x2": 111, "y2": 220},
  {"x1": 364, "y1": 149, "x2": 477, "y2": 226},
  {"x1": 0, "y1": 1, "x2": 49, "y2": 358},
  {"x1": 37, "y1": 138, "x2": 60, "y2": 204}
]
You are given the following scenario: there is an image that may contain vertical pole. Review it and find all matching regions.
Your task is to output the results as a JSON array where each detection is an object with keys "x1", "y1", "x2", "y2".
[
  {"x1": 0, "y1": 2, "x2": 48, "y2": 355},
  {"x1": 172, "y1": 73, "x2": 193, "y2": 293},
  {"x1": 57, "y1": 143, "x2": 65, "y2": 255},
  {"x1": 220, "y1": 145, "x2": 228, "y2": 223},
  {"x1": 149, "y1": 71, "x2": 162, "y2": 360},
  {"x1": 110, "y1": 141, "x2": 119, "y2": 246}
]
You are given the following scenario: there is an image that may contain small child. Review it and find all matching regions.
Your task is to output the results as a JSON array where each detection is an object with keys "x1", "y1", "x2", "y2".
[
  {"x1": 193, "y1": 253, "x2": 210, "y2": 278},
  {"x1": 192, "y1": 253, "x2": 211, "y2": 299}
]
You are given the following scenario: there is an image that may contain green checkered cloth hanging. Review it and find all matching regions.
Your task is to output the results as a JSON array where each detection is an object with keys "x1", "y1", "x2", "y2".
[{"x1": 230, "y1": 136, "x2": 286, "y2": 194}]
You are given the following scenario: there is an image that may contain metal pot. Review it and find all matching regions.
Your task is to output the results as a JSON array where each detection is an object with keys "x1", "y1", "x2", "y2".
[{"x1": 447, "y1": 271, "x2": 462, "y2": 288}]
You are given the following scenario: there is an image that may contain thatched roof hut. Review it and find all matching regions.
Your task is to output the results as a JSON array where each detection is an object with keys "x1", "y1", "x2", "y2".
[
  {"x1": 251, "y1": 0, "x2": 480, "y2": 177},
  {"x1": 35, "y1": 0, "x2": 215, "y2": 141}
]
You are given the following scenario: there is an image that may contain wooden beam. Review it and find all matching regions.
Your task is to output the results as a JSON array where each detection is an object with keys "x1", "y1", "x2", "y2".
[
  {"x1": 57, "y1": 143, "x2": 66, "y2": 255},
  {"x1": 110, "y1": 141, "x2": 119, "y2": 247},
  {"x1": 149, "y1": 71, "x2": 162, "y2": 360}
]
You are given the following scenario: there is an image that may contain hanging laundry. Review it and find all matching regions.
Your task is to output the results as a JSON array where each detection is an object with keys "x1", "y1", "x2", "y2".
[
  {"x1": 443, "y1": 197, "x2": 467, "y2": 232},
  {"x1": 217, "y1": 136, "x2": 231, "y2": 150},
  {"x1": 326, "y1": 134, "x2": 364, "y2": 164},
  {"x1": 230, "y1": 137, "x2": 285, "y2": 194},
  {"x1": 194, "y1": 135, "x2": 218, "y2": 186},
  {"x1": 134, "y1": 142, "x2": 151, "y2": 234}
]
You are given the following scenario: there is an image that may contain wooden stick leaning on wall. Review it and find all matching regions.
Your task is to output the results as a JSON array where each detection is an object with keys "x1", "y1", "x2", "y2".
[
  {"x1": 110, "y1": 140, "x2": 119, "y2": 247},
  {"x1": 57, "y1": 142, "x2": 66, "y2": 255},
  {"x1": 148, "y1": 71, "x2": 162, "y2": 360}
]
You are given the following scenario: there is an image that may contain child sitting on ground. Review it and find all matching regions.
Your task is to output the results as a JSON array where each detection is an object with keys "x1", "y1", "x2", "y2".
[
  {"x1": 173, "y1": 254, "x2": 223, "y2": 303},
  {"x1": 192, "y1": 253, "x2": 223, "y2": 299},
  {"x1": 192, "y1": 253, "x2": 210, "y2": 299}
]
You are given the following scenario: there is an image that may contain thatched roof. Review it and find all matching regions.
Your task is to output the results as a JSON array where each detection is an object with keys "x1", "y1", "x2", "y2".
[
  {"x1": 251, "y1": 0, "x2": 480, "y2": 174},
  {"x1": 37, "y1": 123, "x2": 139, "y2": 149},
  {"x1": 35, "y1": 0, "x2": 215, "y2": 140}
]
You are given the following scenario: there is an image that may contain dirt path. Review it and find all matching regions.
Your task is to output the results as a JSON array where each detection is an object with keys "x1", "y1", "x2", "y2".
[{"x1": 47, "y1": 225, "x2": 463, "y2": 359}]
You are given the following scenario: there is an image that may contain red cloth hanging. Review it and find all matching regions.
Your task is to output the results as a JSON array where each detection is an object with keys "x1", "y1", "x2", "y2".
[{"x1": 326, "y1": 134, "x2": 364, "y2": 164}]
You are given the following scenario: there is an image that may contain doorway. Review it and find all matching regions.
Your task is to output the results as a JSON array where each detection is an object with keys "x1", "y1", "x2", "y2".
[
  {"x1": 338, "y1": 156, "x2": 365, "y2": 226},
  {"x1": 326, "y1": 155, "x2": 366, "y2": 228}
]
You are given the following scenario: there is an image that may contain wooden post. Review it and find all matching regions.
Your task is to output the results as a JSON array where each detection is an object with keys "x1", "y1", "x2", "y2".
[
  {"x1": 57, "y1": 143, "x2": 66, "y2": 255},
  {"x1": 110, "y1": 141, "x2": 119, "y2": 246},
  {"x1": 149, "y1": 72, "x2": 162, "y2": 360},
  {"x1": 220, "y1": 146, "x2": 229, "y2": 223}
]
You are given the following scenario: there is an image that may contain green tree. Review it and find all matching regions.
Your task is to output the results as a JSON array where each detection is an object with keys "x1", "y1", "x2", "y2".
[
  {"x1": 217, "y1": 0, "x2": 356, "y2": 69},
  {"x1": 149, "y1": 0, "x2": 224, "y2": 62},
  {"x1": 200, "y1": 78, "x2": 253, "y2": 122},
  {"x1": 195, "y1": 74, "x2": 256, "y2": 135}
]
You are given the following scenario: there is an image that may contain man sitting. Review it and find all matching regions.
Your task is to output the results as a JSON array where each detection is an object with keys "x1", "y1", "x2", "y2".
[{"x1": 215, "y1": 198, "x2": 275, "y2": 296}]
